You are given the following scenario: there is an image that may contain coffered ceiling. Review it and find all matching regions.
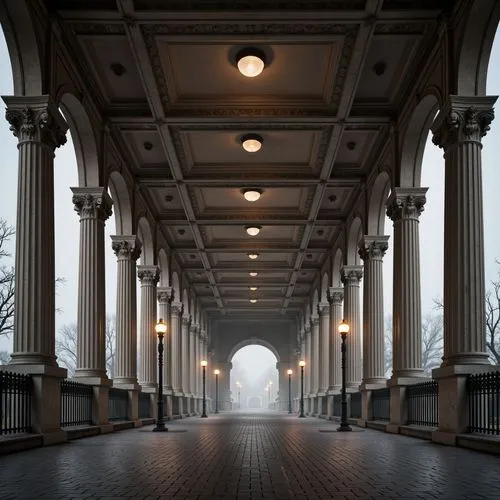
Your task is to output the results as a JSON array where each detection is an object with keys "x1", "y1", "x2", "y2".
[{"x1": 51, "y1": 0, "x2": 450, "y2": 322}]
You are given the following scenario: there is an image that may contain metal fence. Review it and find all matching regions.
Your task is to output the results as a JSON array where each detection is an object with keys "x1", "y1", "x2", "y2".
[
  {"x1": 407, "y1": 380, "x2": 438, "y2": 427},
  {"x1": 371, "y1": 387, "x2": 390, "y2": 421},
  {"x1": 467, "y1": 371, "x2": 500, "y2": 435},
  {"x1": 0, "y1": 371, "x2": 32, "y2": 435},
  {"x1": 139, "y1": 392, "x2": 151, "y2": 418},
  {"x1": 108, "y1": 387, "x2": 129, "y2": 421},
  {"x1": 350, "y1": 392, "x2": 361, "y2": 418},
  {"x1": 60, "y1": 379, "x2": 93, "y2": 427}
]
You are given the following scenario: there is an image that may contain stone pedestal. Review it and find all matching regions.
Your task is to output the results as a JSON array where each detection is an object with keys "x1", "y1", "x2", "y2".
[
  {"x1": 341, "y1": 266, "x2": 363, "y2": 389},
  {"x1": 4, "y1": 96, "x2": 67, "y2": 367},
  {"x1": 387, "y1": 188, "x2": 427, "y2": 379},
  {"x1": 111, "y1": 236, "x2": 141, "y2": 386},
  {"x1": 137, "y1": 266, "x2": 159, "y2": 389}
]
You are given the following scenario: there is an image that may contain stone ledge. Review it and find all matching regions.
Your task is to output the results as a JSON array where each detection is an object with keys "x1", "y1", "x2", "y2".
[
  {"x1": 400, "y1": 425, "x2": 435, "y2": 440},
  {"x1": 457, "y1": 433, "x2": 500, "y2": 455},
  {"x1": 367, "y1": 421, "x2": 388, "y2": 432},
  {"x1": 66, "y1": 426, "x2": 101, "y2": 440},
  {"x1": 0, "y1": 433, "x2": 43, "y2": 455}
]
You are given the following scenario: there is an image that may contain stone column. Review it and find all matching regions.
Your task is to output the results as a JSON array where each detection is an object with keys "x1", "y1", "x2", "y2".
[
  {"x1": 318, "y1": 302, "x2": 330, "y2": 395},
  {"x1": 170, "y1": 301, "x2": 183, "y2": 395},
  {"x1": 4, "y1": 96, "x2": 67, "y2": 367},
  {"x1": 72, "y1": 188, "x2": 113, "y2": 382},
  {"x1": 359, "y1": 236, "x2": 389, "y2": 388},
  {"x1": 305, "y1": 324, "x2": 312, "y2": 397},
  {"x1": 137, "y1": 266, "x2": 159, "y2": 389},
  {"x1": 189, "y1": 323, "x2": 197, "y2": 409},
  {"x1": 387, "y1": 188, "x2": 427, "y2": 380},
  {"x1": 341, "y1": 266, "x2": 363, "y2": 390},
  {"x1": 328, "y1": 288, "x2": 344, "y2": 392},
  {"x1": 432, "y1": 96, "x2": 496, "y2": 367},
  {"x1": 311, "y1": 315, "x2": 320, "y2": 397},
  {"x1": 111, "y1": 236, "x2": 141, "y2": 387},
  {"x1": 157, "y1": 287, "x2": 173, "y2": 392},
  {"x1": 181, "y1": 313, "x2": 191, "y2": 410}
]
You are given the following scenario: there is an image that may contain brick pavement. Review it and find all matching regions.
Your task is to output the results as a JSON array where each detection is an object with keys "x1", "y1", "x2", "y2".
[{"x1": 1, "y1": 411, "x2": 500, "y2": 499}]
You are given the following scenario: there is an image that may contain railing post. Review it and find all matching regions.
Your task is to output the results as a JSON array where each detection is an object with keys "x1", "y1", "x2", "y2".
[
  {"x1": 387, "y1": 383, "x2": 407, "y2": 433},
  {"x1": 360, "y1": 389, "x2": 371, "y2": 427}
]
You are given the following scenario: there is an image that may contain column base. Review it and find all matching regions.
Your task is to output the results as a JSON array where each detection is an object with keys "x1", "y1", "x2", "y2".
[
  {"x1": 441, "y1": 352, "x2": 490, "y2": 366},
  {"x1": 360, "y1": 380, "x2": 387, "y2": 390},
  {"x1": 74, "y1": 369, "x2": 108, "y2": 380},
  {"x1": 140, "y1": 383, "x2": 157, "y2": 391},
  {"x1": 9, "y1": 354, "x2": 58, "y2": 367},
  {"x1": 391, "y1": 369, "x2": 425, "y2": 379},
  {"x1": 387, "y1": 376, "x2": 428, "y2": 387},
  {"x1": 72, "y1": 376, "x2": 111, "y2": 387},
  {"x1": 113, "y1": 378, "x2": 139, "y2": 388}
]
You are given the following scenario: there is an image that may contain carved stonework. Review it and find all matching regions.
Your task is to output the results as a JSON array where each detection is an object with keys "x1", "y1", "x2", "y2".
[
  {"x1": 432, "y1": 97, "x2": 496, "y2": 151},
  {"x1": 157, "y1": 286, "x2": 174, "y2": 304},
  {"x1": 386, "y1": 188, "x2": 427, "y2": 222},
  {"x1": 137, "y1": 267, "x2": 160, "y2": 285},
  {"x1": 358, "y1": 236, "x2": 389, "y2": 262},
  {"x1": 182, "y1": 313, "x2": 191, "y2": 326},
  {"x1": 111, "y1": 238, "x2": 141, "y2": 261},
  {"x1": 311, "y1": 315, "x2": 320, "y2": 326},
  {"x1": 5, "y1": 103, "x2": 67, "y2": 149},
  {"x1": 72, "y1": 189, "x2": 113, "y2": 221},
  {"x1": 341, "y1": 266, "x2": 363, "y2": 286},
  {"x1": 318, "y1": 302, "x2": 330, "y2": 315},
  {"x1": 171, "y1": 302, "x2": 183, "y2": 315},
  {"x1": 328, "y1": 287, "x2": 344, "y2": 304}
]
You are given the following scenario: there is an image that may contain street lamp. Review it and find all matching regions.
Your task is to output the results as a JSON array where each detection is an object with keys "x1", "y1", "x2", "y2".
[
  {"x1": 337, "y1": 319, "x2": 351, "y2": 432},
  {"x1": 214, "y1": 369, "x2": 220, "y2": 414},
  {"x1": 299, "y1": 361, "x2": 305, "y2": 418},
  {"x1": 153, "y1": 318, "x2": 168, "y2": 432},
  {"x1": 201, "y1": 360, "x2": 208, "y2": 418},
  {"x1": 287, "y1": 369, "x2": 293, "y2": 414}
]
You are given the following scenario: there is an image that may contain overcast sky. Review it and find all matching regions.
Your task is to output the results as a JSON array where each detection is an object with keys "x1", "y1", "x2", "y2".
[{"x1": 0, "y1": 27, "x2": 499, "y2": 386}]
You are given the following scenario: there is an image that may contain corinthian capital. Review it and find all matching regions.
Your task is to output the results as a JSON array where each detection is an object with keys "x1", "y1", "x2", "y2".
[
  {"x1": 386, "y1": 187, "x2": 427, "y2": 222},
  {"x1": 341, "y1": 265, "x2": 363, "y2": 286},
  {"x1": 171, "y1": 301, "x2": 183, "y2": 315},
  {"x1": 318, "y1": 302, "x2": 330, "y2": 315},
  {"x1": 72, "y1": 187, "x2": 113, "y2": 221},
  {"x1": 157, "y1": 286, "x2": 173, "y2": 304},
  {"x1": 111, "y1": 235, "x2": 141, "y2": 261},
  {"x1": 4, "y1": 96, "x2": 67, "y2": 149},
  {"x1": 137, "y1": 265, "x2": 159, "y2": 286},
  {"x1": 358, "y1": 235, "x2": 389, "y2": 262},
  {"x1": 432, "y1": 96, "x2": 497, "y2": 150},
  {"x1": 328, "y1": 287, "x2": 344, "y2": 304}
]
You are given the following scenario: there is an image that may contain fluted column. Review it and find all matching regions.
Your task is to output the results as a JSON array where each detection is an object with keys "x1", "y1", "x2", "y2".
[
  {"x1": 318, "y1": 302, "x2": 330, "y2": 394},
  {"x1": 387, "y1": 189, "x2": 427, "y2": 379},
  {"x1": 432, "y1": 96, "x2": 497, "y2": 367},
  {"x1": 359, "y1": 236, "x2": 389, "y2": 387},
  {"x1": 4, "y1": 97, "x2": 67, "y2": 366},
  {"x1": 189, "y1": 323, "x2": 197, "y2": 400},
  {"x1": 328, "y1": 288, "x2": 343, "y2": 391},
  {"x1": 170, "y1": 302, "x2": 183, "y2": 394},
  {"x1": 112, "y1": 236, "x2": 141, "y2": 386},
  {"x1": 311, "y1": 314, "x2": 320, "y2": 395},
  {"x1": 157, "y1": 287, "x2": 173, "y2": 391},
  {"x1": 305, "y1": 324, "x2": 312, "y2": 395},
  {"x1": 71, "y1": 188, "x2": 112, "y2": 380},
  {"x1": 181, "y1": 314, "x2": 191, "y2": 396},
  {"x1": 341, "y1": 266, "x2": 363, "y2": 389},
  {"x1": 137, "y1": 266, "x2": 159, "y2": 389}
]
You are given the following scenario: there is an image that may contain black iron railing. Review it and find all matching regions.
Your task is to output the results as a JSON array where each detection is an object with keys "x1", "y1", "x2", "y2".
[
  {"x1": 350, "y1": 392, "x2": 361, "y2": 418},
  {"x1": 333, "y1": 394, "x2": 342, "y2": 417},
  {"x1": 467, "y1": 371, "x2": 500, "y2": 435},
  {"x1": 407, "y1": 380, "x2": 438, "y2": 427},
  {"x1": 0, "y1": 371, "x2": 32, "y2": 435},
  {"x1": 108, "y1": 387, "x2": 129, "y2": 421},
  {"x1": 60, "y1": 379, "x2": 93, "y2": 427},
  {"x1": 139, "y1": 392, "x2": 151, "y2": 418},
  {"x1": 371, "y1": 387, "x2": 390, "y2": 421}
]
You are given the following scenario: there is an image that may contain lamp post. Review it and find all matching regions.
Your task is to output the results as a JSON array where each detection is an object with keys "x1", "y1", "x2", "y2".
[
  {"x1": 236, "y1": 381, "x2": 241, "y2": 409},
  {"x1": 299, "y1": 361, "x2": 305, "y2": 418},
  {"x1": 201, "y1": 360, "x2": 208, "y2": 418},
  {"x1": 287, "y1": 369, "x2": 293, "y2": 414},
  {"x1": 214, "y1": 369, "x2": 220, "y2": 414},
  {"x1": 337, "y1": 319, "x2": 351, "y2": 432},
  {"x1": 153, "y1": 318, "x2": 168, "y2": 432}
]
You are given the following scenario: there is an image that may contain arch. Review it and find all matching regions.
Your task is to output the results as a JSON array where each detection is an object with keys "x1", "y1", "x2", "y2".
[
  {"x1": 456, "y1": 1, "x2": 500, "y2": 95},
  {"x1": 0, "y1": 0, "x2": 42, "y2": 95},
  {"x1": 321, "y1": 273, "x2": 329, "y2": 303},
  {"x1": 346, "y1": 217, "x2": 363, "y2": 265},
  {"x1": 158, "y1": 248, "x2": 169, "y2": 287},
  {"x1": 108, "y1": 171, "x2": 133, "y2": 236},
  {"x1": 367, "y1": 171, "x2": 391, "y2": 235},
  {"x1": 137, "y1": 216, "x2": 154, "y2": 265},
  {"x1": 399, "y1": 94, "x2": 440, "y2": 187},
  {"x1": 332, "y1": 248, "x2": 343, "y2": 287},
  {"x1": 172, "y1": 271, "x2": 180, "y2": 304},
  {"x1": 59, "y1": 93, "x2": 100, "y2": 187},
  {"x1": 227, "y1": 337, "x2": 280, "y2": 363}
]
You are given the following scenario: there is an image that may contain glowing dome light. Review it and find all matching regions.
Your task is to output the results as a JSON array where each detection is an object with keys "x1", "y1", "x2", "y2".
[
  {"x1": 242, "y1": 188, "x2": 263, "y2": 202},
  {"x1": 248, "y1": 253, "x2": 259, "y2": 260},
  {"x1": 236, "y1": 48, "x2": 266, "y2": 78},
  {"x1": 250, "y1": 299, "x2": 257, "y2": 303},
  {"x1": 241, "y1": 133, "x2": 263, "y2": 153},
  {"x1": 250, "y1": 287, "x2": 258, "y2": 291},
  {"x1": 246, "y1": 226, "x2": 261, "y2": 236},
  {"x1": 249, "y1": 272, "x2": 258, "y2": 277}
]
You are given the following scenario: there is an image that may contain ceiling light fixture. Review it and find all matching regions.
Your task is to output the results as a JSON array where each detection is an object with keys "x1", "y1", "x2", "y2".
[
  {"x1": 248, "y1": 253, "x2": 259, "y2": 260},
  {"x1": 250, "y1": 299, "x2": 257, "y2": 303},
  {"x1": 249, "y1": 272, "x2": 258, "y2": 277},
  {"x1": 250, "y1": 287, "x2": 258, "y2": 291},
  {"x1": 246, "y1": 226, "x2": 261, "y2": 236},
  {"x1": 241, "y1": 133, "x2": 263, "y2": 153},
  {"x1": 236, "y1": 47, "x2": 266, "y2": 78},
  {"x1": 241, "y1": 188, "x2": 263, "y2": 202}
]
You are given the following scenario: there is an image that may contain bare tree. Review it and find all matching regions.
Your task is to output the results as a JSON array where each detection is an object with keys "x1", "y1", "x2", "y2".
[
  {"x1": 0, "y1": 350, "x2": 10, "y2": 365},
  {"x1": 56, "y1": 315, "x2": 116, "y2": 377},
  {"x1": 485, "y1": 268, "x2": 500, "y2": 364},
  {"x1": 0, "y1": 219, "x2": 15, "y2": 337},
  {"x1": 384, "y1": 315, "x2": 392, "y2": 378}
]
